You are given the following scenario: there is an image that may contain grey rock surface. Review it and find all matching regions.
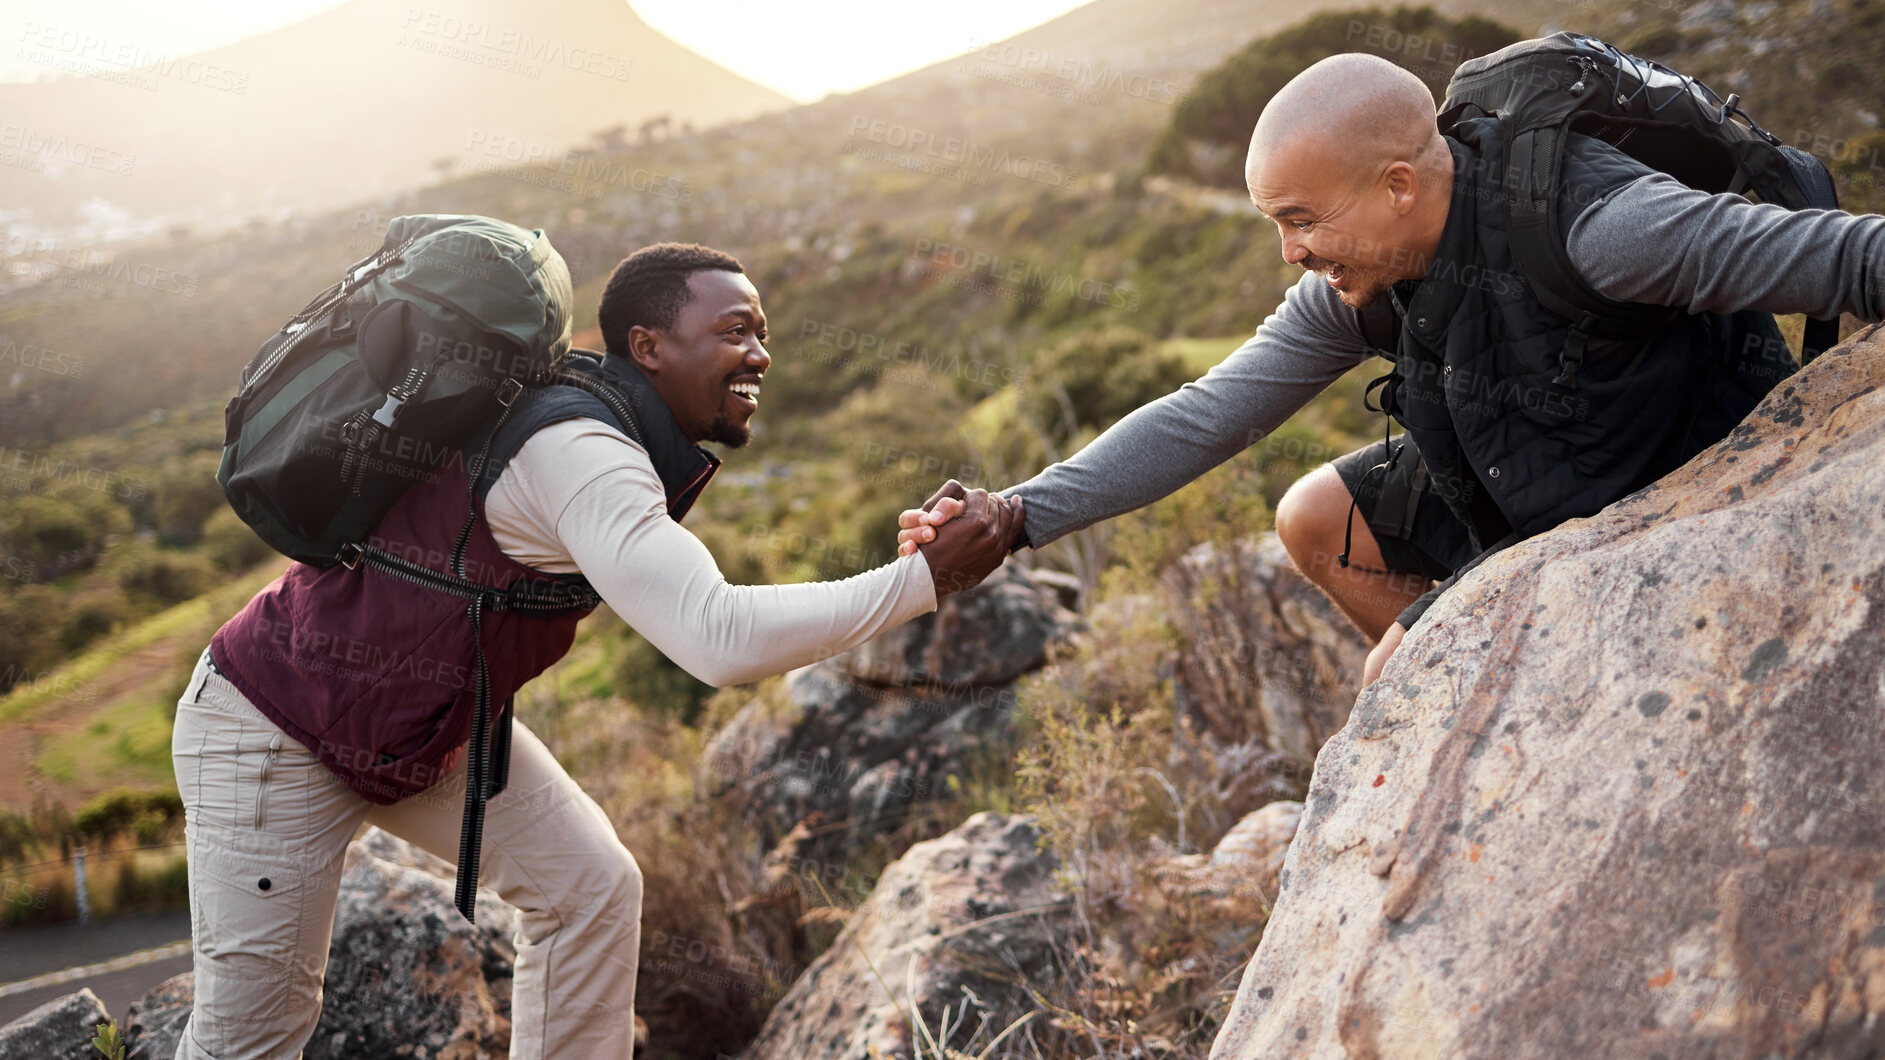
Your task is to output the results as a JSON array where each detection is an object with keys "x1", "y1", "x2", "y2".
[
  {"x1": 0, "y1": 989, "x2": 111, "y2": 1060},
  {"x1": 742, "y1": 812, "x2": 1068, "y2": 1060}
]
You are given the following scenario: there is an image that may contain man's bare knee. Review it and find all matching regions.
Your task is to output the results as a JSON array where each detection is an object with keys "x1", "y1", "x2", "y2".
[
  {"x1": 1278, "y1": 466, "x2": 1384, "y2": 575},
  {"x1": 1275, "y1": 468, "x2": 1333, "y2": 560}
]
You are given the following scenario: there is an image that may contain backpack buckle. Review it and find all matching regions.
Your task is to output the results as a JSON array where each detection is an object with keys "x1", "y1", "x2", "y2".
[
  {"x1": 495, "y1": 378, "x2": 524, "y2": 407},
  {"x1": 1554, "y1": 323, "x2": 1593, "y2": 390},
  {"x1": 337, "y1": 542, "x2": 365, "y2": 570}
]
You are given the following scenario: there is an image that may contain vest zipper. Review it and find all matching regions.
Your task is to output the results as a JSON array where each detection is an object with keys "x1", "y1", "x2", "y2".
[
  {"x1": 550, "y1": 366, "x2": 647, "y2": 449},
  {"x1": 344, "y1": 543, "x2": 597, "y2": 613}
]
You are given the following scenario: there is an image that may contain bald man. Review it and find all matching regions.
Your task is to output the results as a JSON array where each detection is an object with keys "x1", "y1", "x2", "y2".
[{"x1": 901, "y1": 51, "x2": 1885, "y2": 686}]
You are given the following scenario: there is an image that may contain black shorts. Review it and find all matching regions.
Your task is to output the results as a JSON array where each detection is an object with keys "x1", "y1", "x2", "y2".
[{"x1": 1330, "y1": 434, "x2": 1480, "y2": 583}]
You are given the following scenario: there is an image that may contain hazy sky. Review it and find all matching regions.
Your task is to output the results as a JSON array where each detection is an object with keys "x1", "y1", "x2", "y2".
[{"x1": 0, "y1": 0, "x2": 1094, "y2": 101}]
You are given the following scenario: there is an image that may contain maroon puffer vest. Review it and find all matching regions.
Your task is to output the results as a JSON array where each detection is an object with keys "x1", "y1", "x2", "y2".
[
  {"x1": 210, "y1": 353, "x2": 717, "y2": 813},
  {"x1": 209, "y1": 453, "x2": 591, "y2": 805}
]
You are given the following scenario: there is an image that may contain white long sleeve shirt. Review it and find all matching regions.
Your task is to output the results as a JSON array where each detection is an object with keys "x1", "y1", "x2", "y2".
[{"x1": 482, "y1": 417, "x2": 937, "y2": 687}]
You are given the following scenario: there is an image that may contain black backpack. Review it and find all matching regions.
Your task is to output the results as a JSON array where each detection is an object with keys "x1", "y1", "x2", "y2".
[
  {"x1": 219, "y1": 214, "x2": 580, "y2": 567},
  {"x1": 1432, "y1": 32, "x2": 1841, "y2": 383}
]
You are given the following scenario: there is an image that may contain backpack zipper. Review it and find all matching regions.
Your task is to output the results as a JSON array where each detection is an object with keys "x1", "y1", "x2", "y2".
[{"x1": 241, "y1": 239, "x2": 417, "y2": 400}]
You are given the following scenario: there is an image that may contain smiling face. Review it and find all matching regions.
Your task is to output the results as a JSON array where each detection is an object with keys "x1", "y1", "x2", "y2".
[
  {"x1": 1244, "y1": 140, "x2": 1432, "y2": 307},
  {"x1": 626, "y1": 269, "x2": 771, "y2": 447},
  {"x1": 1242, "y1": 53, "x2": 1454, "y2": 309},
  {"x1": 1249, "y1": 150, "x2": 1410, "y2": 309}
]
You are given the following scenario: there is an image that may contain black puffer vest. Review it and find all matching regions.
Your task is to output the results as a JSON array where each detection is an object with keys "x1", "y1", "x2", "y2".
[{"x1": 1381, "y1": 116, "x2": 1795, "y2": 545}]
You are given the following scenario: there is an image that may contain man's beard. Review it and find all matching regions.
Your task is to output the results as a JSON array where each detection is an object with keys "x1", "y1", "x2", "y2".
[
  {"x1": 705, "y1": 413, "x2": 751, "y2": 448},
  {"x1": 1302, "y1": 253, "x2": 1395, "y2": 309}
]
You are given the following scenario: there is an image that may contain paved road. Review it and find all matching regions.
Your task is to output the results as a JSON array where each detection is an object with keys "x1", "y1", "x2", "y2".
[{"x1": 0, "y1": 911, "x2": 193, "y2": 1026}]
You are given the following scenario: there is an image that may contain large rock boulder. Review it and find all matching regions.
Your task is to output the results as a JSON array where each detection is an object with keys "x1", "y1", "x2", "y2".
[
  {"x1": 123, "y1": 829, "x2": 520, "y2": 1060},
  {"x1": 1212, "y1": 328, "x2": 1885, "y2": 1058},
  {"x1": 1162, "y1": 534, "x2": 1372, "y2": 763},
  {"x1": 704, "y1": 565, "x2": 1078, "y2": 858},
  {"x1": 0, "y1": 989, "x2": 110, "y2": 1060},
  {"x1": 741, "y1": 813, "x2": 1068, "y2": 1060}
]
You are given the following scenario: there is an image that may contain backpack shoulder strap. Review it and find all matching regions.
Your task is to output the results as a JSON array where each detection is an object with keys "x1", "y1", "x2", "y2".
[
  {"x1": 1354, "y1": 294, "x2": 1402, "y2": 360},
  {"x1": 471, "y1": 366, "x2": 644, "y2": 504},
  {"x1": 1502, "y1": 122, "x2": 1677, "y2": 388}
]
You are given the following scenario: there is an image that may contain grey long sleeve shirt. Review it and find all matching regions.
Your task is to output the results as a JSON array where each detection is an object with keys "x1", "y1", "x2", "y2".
[{"x1": 1002, "y1": 172, "x2": 1885, "y2": 625}]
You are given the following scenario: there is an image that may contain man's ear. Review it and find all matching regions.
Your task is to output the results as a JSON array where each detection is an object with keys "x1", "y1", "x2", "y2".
[
  {"x1": 627, "y1": 325, "x2": 662, "y2": 375},
  {"x1": 1384, "y1": 160, "x2": 1420, "y2": 216}
]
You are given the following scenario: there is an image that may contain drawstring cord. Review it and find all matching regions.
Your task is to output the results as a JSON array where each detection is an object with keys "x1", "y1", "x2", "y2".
[{"x1": 1339, "y1": 372, "x2": 1404, "y2": 568}]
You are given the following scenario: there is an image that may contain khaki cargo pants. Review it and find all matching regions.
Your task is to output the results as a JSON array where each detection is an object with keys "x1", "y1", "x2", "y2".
[{"x1": 170, "y1": 646, "x2": 641, "y2": 1058}]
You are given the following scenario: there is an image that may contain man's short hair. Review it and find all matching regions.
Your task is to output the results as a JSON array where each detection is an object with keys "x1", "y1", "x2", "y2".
[{"x1": 596, "y1": 243, "x2": 744, "y2": 356}]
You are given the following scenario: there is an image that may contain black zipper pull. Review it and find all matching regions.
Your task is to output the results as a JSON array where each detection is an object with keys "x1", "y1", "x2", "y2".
[{"x1": 1567, "y1": 56, "x2": 1596, "y2": 95}]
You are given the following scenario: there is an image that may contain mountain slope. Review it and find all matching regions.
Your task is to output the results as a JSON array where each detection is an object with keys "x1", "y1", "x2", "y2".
[
  {"x1": 0, "y1": 0, "x2": 789, "y2": 236},
  {"x1": 0, "y1": 0, "x2": 1328, "y2": 448}
]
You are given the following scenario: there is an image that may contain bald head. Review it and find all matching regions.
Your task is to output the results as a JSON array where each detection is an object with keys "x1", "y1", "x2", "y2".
[{"x1": 1246, "y1": 53, "x2": 1444, "y2": 197}]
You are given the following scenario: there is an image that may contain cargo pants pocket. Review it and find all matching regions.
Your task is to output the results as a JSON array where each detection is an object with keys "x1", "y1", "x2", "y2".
[{"x1": 185, "y1": 827, "x2": 335, "y2": 1056}]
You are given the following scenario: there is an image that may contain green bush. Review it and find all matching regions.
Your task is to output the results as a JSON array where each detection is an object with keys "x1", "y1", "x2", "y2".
[
  {"x1": 200, "y1": 506, "x2": 275, "y2": 572},
  {"x1": 1025, "y1": 327, "x2": 1194, "y2": 438},
  {"x1": 150, "y1": 455, "x2": 228, "y2": 547},
  {"x1": 113, "y1": 544, "x2": 215, "y2": 607},
  {"x1": 611, "y1": 631, "x2": 715, "y2": 724},
  {"x1": 0, "y1": 491, "x2": 130, "y2": 580},
  {"x1": 108, "y1": 852, "x2": 190, "y2": 916},
  {"x1": 1148, "y1": 7, "x2": 1522, "y2": 187},
  {"x1": 58, "y1": 585, "x2": 131, "y2": 655},
  {"x1": 0, "y1": 585, "x2": 64, "y2": 695},
  {"x1": 73, "y1": 789, "x2": 184, "y2": 845}
]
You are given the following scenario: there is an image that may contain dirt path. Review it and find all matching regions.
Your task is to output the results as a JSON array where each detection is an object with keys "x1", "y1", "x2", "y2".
[
  {"x1": 0, "y1": 645, "x2": 192, "y2": 810},
  {"x1": 0, "y1": 560, "x2": 288, "y2": 814}
]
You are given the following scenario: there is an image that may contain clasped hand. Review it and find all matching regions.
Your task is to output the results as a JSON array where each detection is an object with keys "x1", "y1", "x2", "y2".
[{"x1": 894, "y1": 480, "x2": 1023, "y2": 599}]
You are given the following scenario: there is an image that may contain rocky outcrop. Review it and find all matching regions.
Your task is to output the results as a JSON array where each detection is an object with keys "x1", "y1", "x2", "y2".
[
  {"x1": 1151, "y1": 801, "x2": 1304, "y2": 942},
  {"x1": 0, "y1": 989, "x2": 110, "y2": 1060},
  {"x1": 122, "y1": 976, "x2": 190, "y2": 1059},
  {"x1": 834, "y1": 563, "x2": 1076, "y2": 688},
  {"x1": 704, "y1": 565, "x2": 1078, "y2": 859},
  {"x1": 1162, "y1": 534, "x2": 1372, "y2": 763},
  {"x1": 741, "y1": 812, "x2": 1069, "y2": 1060},
  {"x1": 1213, "y1": 329, "x2": 1885, "y2": 1058},
  {"x1": 119, "y1": 829, "x2": 524, "y2": 1060}
]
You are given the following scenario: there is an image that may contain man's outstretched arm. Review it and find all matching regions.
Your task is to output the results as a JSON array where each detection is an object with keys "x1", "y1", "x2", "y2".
[
  {"x1": 901, "y1": 270, "x2": 1375, "y2": 555},
  {"x1": 1568, "y1": 171, "x2": 1885, "y2": 321},
  {"x1": 486, "y1": 418, "x2": 1016, "y2": 688}
]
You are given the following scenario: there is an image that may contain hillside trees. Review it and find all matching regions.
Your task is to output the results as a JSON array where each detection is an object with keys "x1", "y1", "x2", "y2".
[{"x1": 1148, "y1": 7, "x2": 1521, "y2": 188}]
